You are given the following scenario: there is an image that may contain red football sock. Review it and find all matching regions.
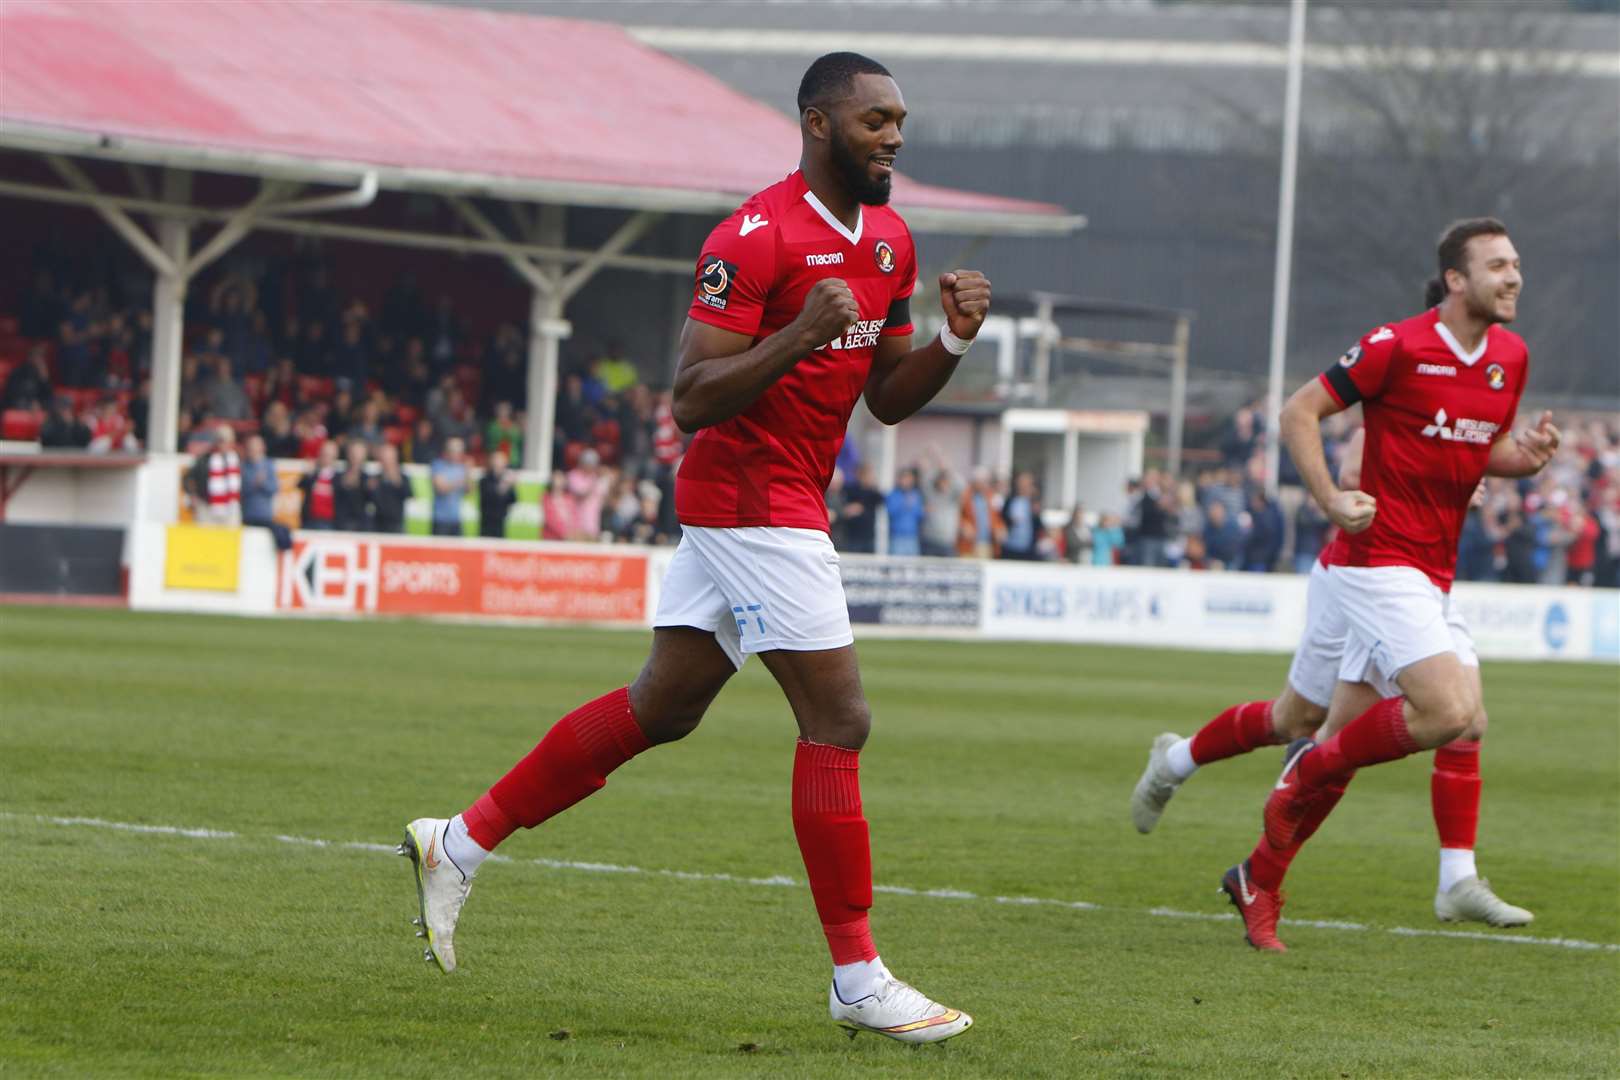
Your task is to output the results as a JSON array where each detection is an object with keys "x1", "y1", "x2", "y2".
[
  {"x1": 1246, "y1": 836, "x2": 1293, "y2": 893},
  {"x1": 462, "y1": 687, "x2": 650, "y2": 851},
  {"x1": 1298, "y1": 696, "x2": 1418, "y2": 787},
  {"x1": 792, "y1": 740, "x2": 877, "y2": 966},
  {"x1": 1190, "y1": 700, "x2": 1281, "y2": 765},
  {"x1": 1247, "y1": 772, "x2": 1353, "y2": 891},
  {"x1": 1431, "y1": 740, "x2": 1481, "y2": 849}
]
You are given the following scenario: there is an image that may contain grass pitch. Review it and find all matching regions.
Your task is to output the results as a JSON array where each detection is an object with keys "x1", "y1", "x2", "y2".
[{"x1": 1, "y1": 606, "x2": 1616, "y2": 1078}]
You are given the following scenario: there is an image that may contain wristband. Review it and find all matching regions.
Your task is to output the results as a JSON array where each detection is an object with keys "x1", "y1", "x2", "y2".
[{"x1": 939, "y1": 324, "x2": 973, "y2": 356}]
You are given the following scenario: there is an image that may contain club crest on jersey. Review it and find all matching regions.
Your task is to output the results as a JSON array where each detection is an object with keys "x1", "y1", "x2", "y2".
[
  {"x1": 695, "y1": 254, "x2": 738, "y2": 311},
  {"x1": 1486, "y1": 363, "x2": 1507, "y2": 391},
  {"x1": 1421, "y1": 408, "x2": 1498, "y2": 445},
  {"x1": 1338, "y1": 344, "x2": 1362, "y2": 369},
  {"x1": 874, "y1": 240, "x2": 896, "y2": 274}
]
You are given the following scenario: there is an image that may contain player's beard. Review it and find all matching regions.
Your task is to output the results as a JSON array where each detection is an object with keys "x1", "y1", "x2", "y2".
[
  {"x1": 830, "y1": 128, "x2": 893, "y2": 206},
  {"x1": 1465, "y1": 279, "x2": 1516, "y2": 325}
]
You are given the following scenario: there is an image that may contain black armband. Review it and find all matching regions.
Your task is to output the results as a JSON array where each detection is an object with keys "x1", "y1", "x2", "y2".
[
  {"x1": 883, "y1": 294, "x2": 912, "y2": 330},
  {"x1": 1323, "y1": 365, "x2": 1362, "y2": 406}
]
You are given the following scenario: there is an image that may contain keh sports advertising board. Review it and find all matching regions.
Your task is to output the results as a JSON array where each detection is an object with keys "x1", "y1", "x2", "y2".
[{"x1": 276, "y1": 538, "x2": 646, "y2": 622}]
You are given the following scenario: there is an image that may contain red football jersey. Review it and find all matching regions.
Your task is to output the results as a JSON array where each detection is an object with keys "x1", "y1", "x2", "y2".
[
  {"x1": 676, "y1": 170, "x2": 918, "y2": 530},
  {"x1": 1318, "y1": 309, "x2": 1527, "y2": 590},
  {"x1": 1317, "y1": 533, "x2": 1347, "y2": 568}
]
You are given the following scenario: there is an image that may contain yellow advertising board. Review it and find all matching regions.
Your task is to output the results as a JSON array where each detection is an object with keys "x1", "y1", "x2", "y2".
[{"x1": 163, "y1": 525, "x2": 242, "y2": 592}]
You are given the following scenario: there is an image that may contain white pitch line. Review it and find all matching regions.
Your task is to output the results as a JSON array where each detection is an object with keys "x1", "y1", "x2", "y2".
[{"x1": 9, "y1": 812, "x2": 1618, "y2": 954}]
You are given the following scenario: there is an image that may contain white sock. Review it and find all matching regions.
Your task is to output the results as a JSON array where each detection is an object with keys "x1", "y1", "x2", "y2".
[
  {"x1": 1438, "y1": 847, "x2": 1477, "y2": 893},
  {"x1": 833, "y1": 955, "x2": 889, "y2": 1001},
  {"x1": 1166, "y1": 738, "x2": 1198, "y2": 781},
  {"x1": 443, "y1": 814, "x2": 490, "y2": 877}
]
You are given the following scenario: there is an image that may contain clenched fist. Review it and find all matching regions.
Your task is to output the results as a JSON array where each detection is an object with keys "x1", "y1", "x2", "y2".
[
  {"x1": 940, "y1": 270, "x2": 991, "y2": 341},
  {"x1": 1328, "y1": 489, "x2": 1377, "y2": 534},
  {"x1": 1514, "y1": 410, "x2": 1561, "y2": 472},
  {"x1": 795, "y1": 278, "x2": 860, "y2": 350}
]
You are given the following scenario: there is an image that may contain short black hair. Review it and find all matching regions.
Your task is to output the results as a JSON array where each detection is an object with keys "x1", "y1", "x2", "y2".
[
  {"x1": 797, "y1": 52, "x2": 892, "y2": 114},
  {"x1": 1425, "y1": 217, "x2": 1509, "y2": 307}
]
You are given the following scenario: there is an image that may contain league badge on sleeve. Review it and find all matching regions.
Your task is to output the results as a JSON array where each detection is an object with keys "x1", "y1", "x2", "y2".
[
  {"x1": 1486, "y1": 363, "x2": 1507, "y2": 390},
  {"x1": 1338, "y1": 343, "x2": 1362, "y2": 368},
  {"x1": 874, "y1": 240, "x2": 896, "y2": 274},
  {"x1": 696, "y1": 254, "x2": 738, "y2": 310}
]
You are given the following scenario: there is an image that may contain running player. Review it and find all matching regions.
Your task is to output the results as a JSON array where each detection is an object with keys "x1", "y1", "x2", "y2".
[
  {"x1": 399, "y1": 52, "x2": 989, "y2": 1042},
  {"x1": 1131, "y1": 429, "x2": 1532, "y2": 930},
  {"x1": 1218, "y1": 217, "x2": 1559, "y2": 951}
]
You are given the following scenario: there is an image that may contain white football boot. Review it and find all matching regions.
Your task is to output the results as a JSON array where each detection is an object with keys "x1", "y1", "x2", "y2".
[
  {"x1": 829, "y1": 971, "x2": 973, "y2": 1044},
  {"x1": 398, "y1": 817, "x2": 473, "y2": 972},
  {"x1": 1130, "y1": 732, "x2": 1184, "y2": 834},
  {"x1": 1435, "y1": 876, "x2": 1534, "y2": 927}
]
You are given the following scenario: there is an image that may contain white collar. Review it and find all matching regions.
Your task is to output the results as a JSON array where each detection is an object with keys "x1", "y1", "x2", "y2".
[
  {"x1": 1433, "y1": 317, "x2": 1488, "y2": 367},
  {"x1": 802, "y1": 188, "x2": 863, "y2": 246}
]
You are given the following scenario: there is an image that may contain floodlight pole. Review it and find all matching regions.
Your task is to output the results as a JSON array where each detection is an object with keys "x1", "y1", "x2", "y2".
[{"x1": 1264, "y1": 0, "x2": 1307, "y2": 497}]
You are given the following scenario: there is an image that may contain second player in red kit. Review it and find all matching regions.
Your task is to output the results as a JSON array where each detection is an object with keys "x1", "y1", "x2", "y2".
[
  {"x1": 1220, "y1": 218, "x2": 1561, "y2": 951},
  {"x1": 399, "y1": 52, "x2": 989, "y2": 1043},
  {"x1": 1319, "y1": 307, "x2": 1527, "y2": 591}
]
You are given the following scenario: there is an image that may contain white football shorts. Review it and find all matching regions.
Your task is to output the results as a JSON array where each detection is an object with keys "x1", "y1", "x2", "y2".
[
  {"x1": 1288, "y1": 560, "x2": 1399, "y2": 704},
  {"x1": 652, "y1": 525, "x2": 855, "y2": 669},
  {"x1": 1329, "y1": 564, "x2": 1479, "y2": 689}
]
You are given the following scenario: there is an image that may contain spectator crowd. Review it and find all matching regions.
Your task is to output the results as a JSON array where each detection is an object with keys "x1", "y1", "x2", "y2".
[{"x1": 4, "y1": 254, "x2": 1617, "y2": 587}]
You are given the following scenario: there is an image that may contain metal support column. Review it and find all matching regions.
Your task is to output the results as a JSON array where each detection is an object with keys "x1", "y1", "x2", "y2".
[
  {"x1": 149, "y1": 169, "x2": 194, "y2": 456},
  {"x1": 1062, "y1": 425, "x2": 1080, "y2": 510},
  {"x1": 876, "y1": 419, "x2": 898, "y2": 555},
  {"x1": 149, "y1": 217, "x2": 190, "y2": 456},
  {"x1": 1167, "y1": 315, "x2": 1191, "y2": 478},
  {"x1": 528, "y1": 291, "x2": 568, "y2": 478},
  {"x1": 528, "y1": 205, "x2": 568, "y2": 478},
  {"x1": 1030, "y1": 294, "x2": 1055, "y2": 403}
]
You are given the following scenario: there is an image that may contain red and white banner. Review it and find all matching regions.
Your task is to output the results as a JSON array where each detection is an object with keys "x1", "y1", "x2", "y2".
[{"x1": 276, "y1": 536, "x2": 646, "y2": 623}]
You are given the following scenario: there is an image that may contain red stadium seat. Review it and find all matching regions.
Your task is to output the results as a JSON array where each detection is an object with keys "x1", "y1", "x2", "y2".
[{"x1": 2, "y1": 409, "x2": 43, "y2": 441}]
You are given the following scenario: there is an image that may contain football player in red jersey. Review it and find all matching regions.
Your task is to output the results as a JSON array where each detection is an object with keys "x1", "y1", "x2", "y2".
[
  {"x1": 398, "y1": 53, "x2": 987, "y2": 1042},
  {"x1": 1215, "y1": 218, "x2": 1560, "y2": 951},
  {"x1": 1133, "y1": 429, "x2": 1533, "y2": 932}
]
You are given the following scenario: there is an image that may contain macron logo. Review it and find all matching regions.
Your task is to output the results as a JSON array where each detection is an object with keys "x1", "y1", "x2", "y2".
[
  {"x1": 1368, "y1": 326, "x2": 1395, "y2": 343},
  {"x1": 739, "y1": 214, "x2": 769, "y2": 237}
]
